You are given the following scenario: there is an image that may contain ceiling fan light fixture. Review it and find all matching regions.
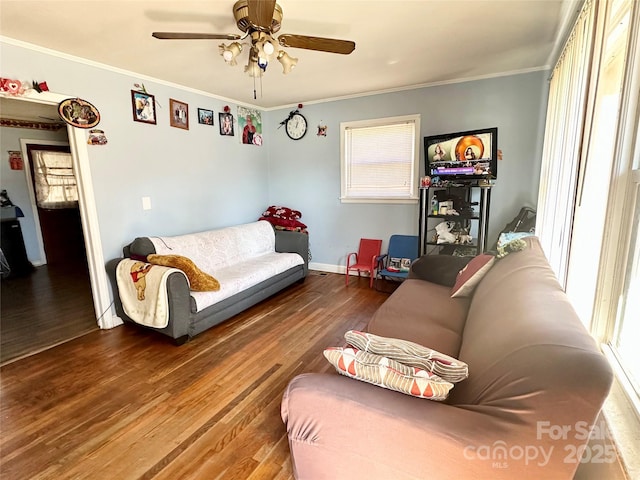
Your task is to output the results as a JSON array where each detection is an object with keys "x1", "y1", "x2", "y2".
[
  {"x1": 277, "y1": 50, "x2": 298, "y2": 74},
  {"x1": 219, "y1": 42, "x2": 243, "y2": 65},
  {"x1": 245, "y1": 57, "x2": 264, "y2": 78},
  {"x1": 263, "y1": 37, "x2": 276, "y2": 56}
]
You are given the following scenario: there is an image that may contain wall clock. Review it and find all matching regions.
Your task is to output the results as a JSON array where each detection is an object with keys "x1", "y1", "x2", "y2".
[{"x1": 286, "y1": 112, "x2": 307, "y2": 140}]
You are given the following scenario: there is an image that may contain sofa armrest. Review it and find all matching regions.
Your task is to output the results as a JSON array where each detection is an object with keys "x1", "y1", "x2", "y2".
[
  {"x1": 123, "y1": 237, "x2": 157, "y2": 258},
  {"x1": 105, "y1": 257, "x2": 192, "y2": 343},
  {"x1": 275, "y1": 230, "x2": 309, "y2": 276},
  {"x1": 282, "y1": 373, "x2": 582, "y2": 479},
  {"x1": 408, "y1": 254, "x2": 473, "y2": 287}
]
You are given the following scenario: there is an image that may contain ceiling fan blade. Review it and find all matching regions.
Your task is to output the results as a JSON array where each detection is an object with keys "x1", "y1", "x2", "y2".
[
  {"x1": 247, "y1": 0, "x2": 276, "y2": 30},
  {"x1": 152, "y1": 32, "x2": 241, "y2": 40},
  {"x1": 278, "y1": 34, "x2": 355, "y2": 54}
]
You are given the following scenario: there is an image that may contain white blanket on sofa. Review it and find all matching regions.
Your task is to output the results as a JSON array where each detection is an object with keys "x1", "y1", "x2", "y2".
[
  {"x1": 116, "y1": 259, "x2": 187, "y2": 328},
  {"x1": 149, "y1": 221, "x2": 304, "y2": 312}
]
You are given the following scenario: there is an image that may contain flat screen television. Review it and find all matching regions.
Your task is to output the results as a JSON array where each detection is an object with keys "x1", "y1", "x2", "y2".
[{"x1": 424, "y1": 127, "x2": 498, "y2": 181}]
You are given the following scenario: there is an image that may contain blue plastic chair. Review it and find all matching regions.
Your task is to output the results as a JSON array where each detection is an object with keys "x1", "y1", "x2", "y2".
[{"x1": 376, "y1": 235, "x2": 420, "y2": 287}]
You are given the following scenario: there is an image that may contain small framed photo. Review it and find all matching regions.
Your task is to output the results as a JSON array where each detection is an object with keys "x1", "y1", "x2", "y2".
[
  {"x1": 131, "y1": 91, "x2": 156, "y2": 125},
  {"x1": 219, "y1": 112, "x2": 234, "y2": 136},
  {"x1": 198, "y1": 108, "x2": 214, "y2": 125},
  {"x1": 169, "y1": 98, "x2": 189, "y2": 130}
]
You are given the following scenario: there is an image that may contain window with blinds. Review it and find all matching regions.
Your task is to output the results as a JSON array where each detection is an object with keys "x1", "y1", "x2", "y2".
[
  {"x1": 340, "y1": 114, "x2": 420, "y2": 203},
  {"x1": 535, "y1": 0, "x2": 596, "y2": 286},
  {"x1": 32, "y1": 150, "x2": 78, "y2": 209}
]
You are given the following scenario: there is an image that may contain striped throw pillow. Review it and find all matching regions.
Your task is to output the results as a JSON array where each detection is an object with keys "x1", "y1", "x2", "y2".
[
  {"x1": 324, "y1": 347, "x2": 453, "y2": 401},
  {"x1": 345, "y1": 330, "x2": 468, "y2": 383}
]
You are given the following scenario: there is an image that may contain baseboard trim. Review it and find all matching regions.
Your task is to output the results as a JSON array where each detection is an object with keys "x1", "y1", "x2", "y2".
[{"x1": 309, "y1": 263, "x2": 376, "y2": 276}]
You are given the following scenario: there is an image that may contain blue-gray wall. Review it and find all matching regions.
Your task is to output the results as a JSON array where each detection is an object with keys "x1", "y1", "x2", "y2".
[
  {"x1": 266, "y1": 71, "x2": 549, "y2": 267},
  {"x1": 1, "y1": 41, "x2": 269, "y2": 263},
  {"x1": 1, "y1": 40, "x2": 548, "y2": 271}
]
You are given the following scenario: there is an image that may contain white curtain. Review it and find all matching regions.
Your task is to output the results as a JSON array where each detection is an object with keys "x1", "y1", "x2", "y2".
[
  {"x1": 535, "y1": 0, "x2": 596, "y2": 286},
  {"x1": 32, "y1": 150, "x2": 78, "y2": 209}
]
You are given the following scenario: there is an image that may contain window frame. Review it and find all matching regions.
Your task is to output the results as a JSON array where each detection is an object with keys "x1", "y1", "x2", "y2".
[{"x1": 340, "y1": 114, "x2": 421, "y2": 204}]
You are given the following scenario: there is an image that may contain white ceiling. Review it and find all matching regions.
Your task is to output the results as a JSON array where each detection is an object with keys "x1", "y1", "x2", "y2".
[{"x1": 0, "y1": 0, "x2": 578, "y2": 110}]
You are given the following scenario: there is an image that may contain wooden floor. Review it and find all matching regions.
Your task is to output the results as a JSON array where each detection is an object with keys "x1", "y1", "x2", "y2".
[
  {"x1": 0, "y1": 272, "x2": 627, "y2": 479},
  {"x1": 0, "y1": 272, "x2": 388, "y2": 479},
  {"x1": 0, "y1": 261, "x2": 97, "y2": 365}
]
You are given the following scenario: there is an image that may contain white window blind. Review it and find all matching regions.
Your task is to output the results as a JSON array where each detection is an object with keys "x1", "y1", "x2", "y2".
[
  {"x1": 33, "y1": 150, "x2": 78, "y2": 209},
  {"x1": 341, "y1": 115, "x2": 420, "y2": 203},
  {"x1": 535, "y1": 0, "x2": 596, "y2": 286}
]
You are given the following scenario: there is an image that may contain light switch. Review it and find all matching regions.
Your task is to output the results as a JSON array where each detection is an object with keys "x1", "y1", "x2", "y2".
[{"x1": 142, "y1": 196, "x2": 152, "y2": 210}]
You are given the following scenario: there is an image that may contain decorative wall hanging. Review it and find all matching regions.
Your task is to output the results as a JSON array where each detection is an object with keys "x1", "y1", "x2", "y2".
[
  {"x1": 238, "y1": 106, "x2": 262, "y2": 146},
  {"x1": 0, "y1": 78, "x2": 27, "y2": 96},
  {"x1": 170, "y1": 99, "x2": 189, "y2": 130},
  {"x1": 58, "y1": 98, "x2": 100, "y2": 128},
  {"x1": 131, "y1": 90, "x2": 157, "y2": 125},
  {"x1": 87, "y1": 129, "x2": 108, "y2": 145},
  {"x1": 198, "y1": 108, "x2": 214, "y2": 125},
  {"x1": 0, "y1": 118, "x2": 64, "y2": 131},
  {"x1": 317, "y1": 123, "x2": 327, "y2": 136},
  {"x1": 7, "y1": 151, "x2": 23, "y2": 170},
  {"x1": 219, "y1": 112, "x2": 234, "y2": 136},
  {"x1": 32, "y1": 81, "x2": 49, "y2": 93},
  {"x1": 0, "y1": 78, "x2": 49, "y2": 97}
]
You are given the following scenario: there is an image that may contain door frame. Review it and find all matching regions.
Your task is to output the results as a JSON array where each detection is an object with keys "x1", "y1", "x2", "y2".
[{"x1": 8, "y1": 91, "x2": 116, "y2": 329}]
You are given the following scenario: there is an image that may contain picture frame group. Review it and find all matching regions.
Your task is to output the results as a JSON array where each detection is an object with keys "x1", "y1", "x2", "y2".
[{"x1": 130, "y1": 92, "x2": 235, "y2": 136}]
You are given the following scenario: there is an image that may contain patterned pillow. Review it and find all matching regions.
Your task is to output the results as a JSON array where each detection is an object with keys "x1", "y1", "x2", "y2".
[
  {"x1": 450, "y1": 253, "x2": 495, "y2": 298},
  {"x1": 261, "y1": 205, "x2": 302, "y2": 220},
  {"x1": 496, "y1": 237, "x2": 528, "y2": 259},
  {"x1": 147, "y1": 254, "x2": 220, "y2": 292},
  {"x1": 345, "y1": 330, "x2": 468, "y2": 382},
  {"x1": 323, "y1": 347, "x2": 453, "y2": 401}
]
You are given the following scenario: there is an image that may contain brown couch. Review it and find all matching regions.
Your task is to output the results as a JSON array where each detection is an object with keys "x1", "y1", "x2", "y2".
[{"x1": 281, "y1": 237, "x2": 613, "y2": 479}]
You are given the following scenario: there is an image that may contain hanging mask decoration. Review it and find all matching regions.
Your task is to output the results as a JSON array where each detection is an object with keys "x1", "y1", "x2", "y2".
[
  {"x1": 87, "y1": 129, "x2": 108, "y2": 145},
  {"x1": 317, "y1": 124, "x2": 327, "y2": 137}
]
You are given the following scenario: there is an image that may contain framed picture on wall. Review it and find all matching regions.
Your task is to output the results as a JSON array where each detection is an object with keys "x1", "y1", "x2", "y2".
[
  {"x1": 219, "y1": 112, "x2": 234, "y2": 136},
  {"x1": 198, "y1": 108, "x2": 214, "y2": 125},
  {"x1": 131, "y1": 90, "x2": 156, "y2": 125},
  {"x1": 169, "y1": 98, "x2": 189, "y2": 130}
]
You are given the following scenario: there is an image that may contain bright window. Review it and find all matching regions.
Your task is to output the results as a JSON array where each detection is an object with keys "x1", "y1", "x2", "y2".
[
  {"x1": 340, "y1": 114, "x2": 420, "y2": 203},
  {"x1": 614, "y1": 181, "x2": 640, "y2": 394}
]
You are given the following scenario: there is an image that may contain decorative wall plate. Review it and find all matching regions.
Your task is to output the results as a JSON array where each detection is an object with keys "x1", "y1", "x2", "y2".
[{"x1": 58, "y1": 98, "x2": 100, "y2": 128}]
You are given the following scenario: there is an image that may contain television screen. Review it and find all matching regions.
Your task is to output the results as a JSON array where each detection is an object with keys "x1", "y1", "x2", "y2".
[{"x1": 424, "y1": 127, "x2": 498, "y2": 181}]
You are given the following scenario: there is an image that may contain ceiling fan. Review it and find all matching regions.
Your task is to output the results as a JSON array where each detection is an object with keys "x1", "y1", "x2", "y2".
[{"x1": 152, "y1": 0, "x2": 356, "y2": 78}]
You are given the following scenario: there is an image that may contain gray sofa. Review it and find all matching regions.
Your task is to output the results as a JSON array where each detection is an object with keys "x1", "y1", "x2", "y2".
[
  {"x1": 281, "y1": 237, "x2": 613, "y2": 479},
  {"x1": 106, "y1": 221, "x2": 308, "y2": 344}
]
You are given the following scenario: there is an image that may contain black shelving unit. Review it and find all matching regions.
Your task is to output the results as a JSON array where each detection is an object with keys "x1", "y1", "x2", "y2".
[{"x1": 419, "y1": 183, "x2": 491, "y2": 256}]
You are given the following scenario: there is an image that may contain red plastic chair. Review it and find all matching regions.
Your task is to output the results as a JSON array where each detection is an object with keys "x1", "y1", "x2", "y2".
[{"x1": 345, "y1": 238, "x2": 383, "y2": 288}]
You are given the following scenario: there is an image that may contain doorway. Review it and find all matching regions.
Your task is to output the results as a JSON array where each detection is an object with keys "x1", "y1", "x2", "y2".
[
  {"x1": 0, "y1": 94, "x2": 114, "y2": 364},
  {"x1": 25, "y1": 143, "x2": 86, "y2": 266},
  {"x1": 0, "y1": 139, "x2": 97, "y2": 364}
]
